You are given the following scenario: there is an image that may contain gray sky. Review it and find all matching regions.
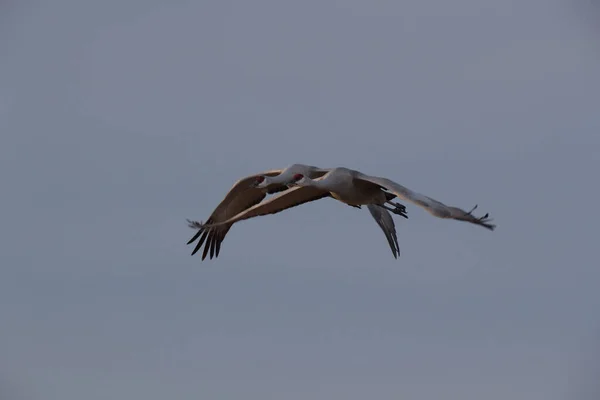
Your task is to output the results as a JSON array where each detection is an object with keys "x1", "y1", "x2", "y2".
[{"x1": 2, "y1": 0, "x2": 600, "y2": 399}]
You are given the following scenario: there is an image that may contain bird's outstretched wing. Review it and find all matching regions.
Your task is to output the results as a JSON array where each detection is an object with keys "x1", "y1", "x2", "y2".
[
  {"x1": 353, "y1": 172, "x2": 496, "y2": 231},
  {"x1": 366, "y1": 204, "x2": 401, "y2": 258},
  {"x1": 189, "y1": 186, "x2": 331, "y2": 230},
  {"x1": 187, "y1": 168, "x2": 331, "y2": 260},
  {"x1": 186, "y1": 169, "x2": 283, "y2": 260}
]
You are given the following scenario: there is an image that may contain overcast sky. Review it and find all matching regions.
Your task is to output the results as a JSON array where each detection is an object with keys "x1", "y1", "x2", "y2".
[{"x1": 2, "y1": 0, "x2": 600, "y2": 399}]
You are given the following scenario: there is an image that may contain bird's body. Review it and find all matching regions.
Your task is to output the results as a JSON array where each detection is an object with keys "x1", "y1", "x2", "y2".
[
  {"x1": 305, "y1": 167, "x2": 389, "y2": 206},
  {"x1": 191, "y1": 166, "x2": 495, "y2": 259}
]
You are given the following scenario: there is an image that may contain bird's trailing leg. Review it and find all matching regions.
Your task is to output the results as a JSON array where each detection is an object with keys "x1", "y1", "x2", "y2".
[
  {"x1": 381, "y1": 203, "x2": 408, "y2": 219},
  {"x1": 385, "y1": 201, "x2": 408, "y2": 218},
  {"x1": 466, "y1": 204, "x2": 490, "y2": 221},
  {"x1": 387, "y1": 201, "x2": 405, "y2": 209},
  {"x1": 466, "y1": 204, "x2": 479, "y2": 215},
  {"x1": 186, "y1": 219, "x2": 205, "y2": 230},
  {"x1": 460, "y1": 204, "x2": 495, "y2": 230}
]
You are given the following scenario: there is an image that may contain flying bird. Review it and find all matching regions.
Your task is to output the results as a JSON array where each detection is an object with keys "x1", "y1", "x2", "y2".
[
  {"x1": 289, "y1": 168, "x2": 495, "y2": 230},
  {"x1": 186, "y1": 164, "x2": 328, "y2": 260},
  {"x1": 191, "y1": 167, "x2": 495, "y2": 258},
  {"x1": 186, "y1": 164, "x2": 408, "y2": 260}
]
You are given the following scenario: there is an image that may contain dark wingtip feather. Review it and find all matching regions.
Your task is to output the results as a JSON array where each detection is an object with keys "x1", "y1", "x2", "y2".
[
  {"x1": 215, "y1": 230, "x2": 224, "y2": 258},
  {"x1": 186, "y1": 217, "x2": 212, "y2": 245},
  {"x1": 384, "y1": 231, "x2": 397, "y2": 259},
  {"x1": 187, "y1": 229, "x2": 203, "y2": 245},
  {"x1": 191, "y1": 230, "x2": 209, "y2": 256},
  {"x1": 393, "y1": 233, "x2": 400, "y2": 259},
  {"x1": 202, "y1": 231, "x2": 217, "y2": 261},
  {"x1": 209, "y1": 232, "x2": 217, "y2": 260}
]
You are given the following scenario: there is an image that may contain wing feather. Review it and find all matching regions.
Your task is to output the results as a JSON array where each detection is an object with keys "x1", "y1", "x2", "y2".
[
  {"x1": 186, "y1": 169, "x2": 283, "y2": 258},
  {"x1": 366, "y1": 204, "x2": 400, "y2": 258},
  {"x1": 187, "y1": 168, "x2": 333, "y2": 260},
  {"x1": 192, "y1": 229, "x2": 209, "y2": 256},
  {"x1": 201, "y1": 186, "x2": 331, "y2": 228}
]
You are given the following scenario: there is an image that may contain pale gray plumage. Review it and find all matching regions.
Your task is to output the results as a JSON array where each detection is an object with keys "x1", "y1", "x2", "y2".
[{"x1": 349, "y1": 169, "x2": 495, "y2": 230}]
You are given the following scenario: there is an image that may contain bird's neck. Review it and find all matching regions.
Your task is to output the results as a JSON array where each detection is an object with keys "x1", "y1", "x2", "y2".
[
  {"x1": 272, "y1": 170, "x2": 294, "y2": 184},
  {"x1": 303, "y1": 177, "x2": 327, "y2": 189},
  {"x1": 265, "y1": 174, "x2": 287, "y2": 185}
]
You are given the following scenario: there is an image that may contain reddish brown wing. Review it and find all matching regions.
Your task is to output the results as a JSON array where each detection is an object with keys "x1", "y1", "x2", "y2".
[
  {"x1": 191, "y1": 186, "x2": 331, "y2": 259},
  {"x1": 187, "y1": 170, "x2": 283, "y2": 260},
  {"x1": 188, "y1": 169, "x2": 332, "y2": 260},
  {"x1": 208, "y1": 186, "x2": 331, "y2": 225}
]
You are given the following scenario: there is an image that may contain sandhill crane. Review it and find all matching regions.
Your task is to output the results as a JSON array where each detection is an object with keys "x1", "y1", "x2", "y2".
[
  {"x1": 289, "y1": 168, "x2": 495, "y2": 230},
  {"x1": 190, "y1": 167, "x2": 495, "y2": 258},
  {"x1": 186, "y1": 164, "x2": 329, "y2": 260},
  {"x1": 186, "y1": 165, "x2": 408, "y2": 260}
]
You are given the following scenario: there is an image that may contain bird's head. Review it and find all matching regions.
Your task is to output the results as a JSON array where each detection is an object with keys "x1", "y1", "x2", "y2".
[
  {"x1": 286, "y1": 173, "x2": 305, "y2": 188},
  {"x1": 251, "y1": 175, "x2": 268, "y2": 188}
]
